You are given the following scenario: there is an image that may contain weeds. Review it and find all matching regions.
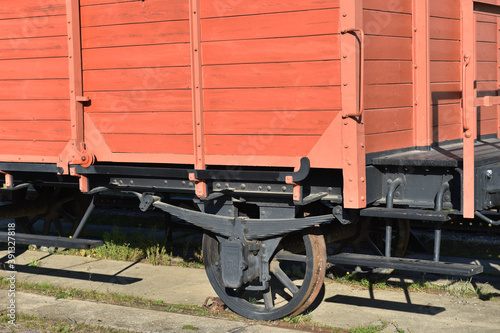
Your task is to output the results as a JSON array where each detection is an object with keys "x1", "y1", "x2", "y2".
[
  {"x1": 0, "y1": 313, "x2": 129, "y2": 333},
  {"x1": 57, "y1": 226, "x2": 203, "y2": 268},
  {"x1": 28, "y1": 257, "x2": 40, "y2": 268}
]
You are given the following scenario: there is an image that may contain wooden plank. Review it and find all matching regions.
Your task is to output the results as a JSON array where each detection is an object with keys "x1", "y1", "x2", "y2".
[
  {"x1": 203, "y1": 35, "x2": 340, "y2": 65},
  {"x1": 81, "y1": 0, "x2": 189, "y2": 27},
  {"x1": 0, "y1": 0, "x2": 65, "y2": 19},
  {"x1": 201, "y1": 9, "x2": 338, "y2": 42},
  {"x1": 365, "y1": 130, "x2": 413, "y2": 154},
  {"x1": 430, "y1": 61, "x2": 461, "y2": 83},
  {"x1": 476, "y1": 13, "x2": 497, "y2": 23},
  {"x1": 0, "y1": 121, "x2": 69, "y2": 141},
  {"x1": 89, "y1": 112, "x2": 193, "y2": 135},
  {"x1": 364, "y1": 84, "x2": 413, "y2": 109},
  {"x1": 430, "y1": 40, "x2": 461, "y2": 61},
  {"x1": 204, "y1": 111, "x2": 338, "y2": 135},
  {"x1": 429, "y1": 0, "x2": 460, "y2": 19},
  {"x1": 200, "y1": 0, "x2": 339, "y2": 18},
  {"x1": 432, "y1": 103, "x2": 462, "y2": 127},
  {"x1": 365, "y1": 61, "x2": 412, "y2": 84},
  {"x1": 203, "y1": 61, "x2": 341, "y2": 89},
  {"x1": 478, "y1": 119, "x2": 498, "y2": 136},
  {"x1": 364, "y1": 108, "x2": 413, "y2": 135},
  {"x1": 203, "y1": 87, "x2": 341, "y2": 111},
  {"x1": 477, "y1": 41, "x2": 497, "y2": 61},
  {"x1": 477, "y1": 106, "x2": 498, "y2": 120},
  {"x1": 205, "y1": 135, "x2": 320, "y2": 157},
  {"x1": 476, "y1": 21, "x2": 498, "y2": 42},
  {"x1": 82, "y1": 21, "x2": 190, "y2": 49},
  {"x1": 0, "y1": 101, "x2": 70, "y2": 120},
  {"x1": 0, "y1": 141, "x2": 66, "y2": 156},
  {"x1": 477, "y1": 63, "x2": 498, "y2": 82},
  {"x1": 0, "y1": 58, "x2": 68, "y2": 80},
  {"x1": 430, "y1": 17, "x2": 460, "y2": 40},
  {"x1": 82, "y1": 43, "x2": 191, "y2": 70},
  {"x1": 363, "y1": 0, "x2": 412, "y2": 14},
  {"x1": 363, "y1": 10, "x2": 411, "y2": 37},
  {"x1": 0, "y1": 15, "x2": 67, "y2": 40},
  {"x1": 84, "y1": 67, "x2": 191, "y2": 91},
  {"x1": 0, "y1": 36, "x2": 68, "y2": 60},
  {"x1": 85, "y1": 90, "x2": 192, "y2": 113},
  {"x1": 103, "y1": 134, "x2": 193, "y2": 154},
  {"x1": 365, "y1": 36, "x2": 412, "y2": 60},
  {"x1": 477, "y1": 81, "x2": 498, "y2": 94},
  {"x1": 430, "y1": 83, "x2": 462, "y2": 105},
  {"x1": 0, "y1": 80, "x2": 68, "y2": 100},
  {"x1": 431, "y1": 123, "x2": 462, "y2": 142}
]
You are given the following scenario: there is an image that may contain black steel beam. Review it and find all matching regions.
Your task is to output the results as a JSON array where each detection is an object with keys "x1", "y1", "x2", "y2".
[
  {"x1": 328, "y1": 253, "x2": 483, "y2": 276},
  {"x1": 0, "y1": 232, "x2": 103, "y2": 249},
  {"x1": 360, "y1": 207, "x2": 450, "y2": 221}
]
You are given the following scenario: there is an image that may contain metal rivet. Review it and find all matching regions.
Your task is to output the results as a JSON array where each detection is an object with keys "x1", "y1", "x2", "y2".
[
  {"x1": 267, "y1": 186, "x2": 272, "y2": 191},
  {"x1": 241, "y1": 184, "x2": 246, "y2": 190},
  {"x1": 282, "y1": 186, "x2": 287, "y2": 192},
  {"x1": 216, "y1": 183, "x2": 221, "y2": 188}
]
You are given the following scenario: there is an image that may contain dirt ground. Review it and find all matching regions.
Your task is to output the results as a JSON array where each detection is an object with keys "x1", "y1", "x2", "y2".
[{"x1": 1, "y1": 250, "x2": 500, "y2": 332}]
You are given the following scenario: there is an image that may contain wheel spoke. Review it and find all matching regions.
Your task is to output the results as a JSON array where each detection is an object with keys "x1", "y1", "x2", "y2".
[
  {"x1": 263, "y1": 288, "x2": 274, "y2": 310},
  {"x1": 274, "y1": 250, "x2": 307, "y2": 262},
  {"x1": 272, "y1": 264, "x2": 299, "y2": 295}
]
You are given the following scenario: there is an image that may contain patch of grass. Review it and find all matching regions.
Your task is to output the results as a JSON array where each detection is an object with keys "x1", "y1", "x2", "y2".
[
  {"x1": 0, "y1": 312, "x2": 129, "y2": 333},
  {"x1": 57, "y1": 226, "x2": 203, "y2": 268},
  {"x1": 28, "y1": 257, "x2": 40, "y2": 268},
  {"x1": 182, "y1": 324, "x2": 199, "y2": 331},
  {"x1": 0, "y1": 277, "x2": 210, "y2": 318},
  {"x1": 349, "y1": 321, "x2": 388, "y2": 333}
]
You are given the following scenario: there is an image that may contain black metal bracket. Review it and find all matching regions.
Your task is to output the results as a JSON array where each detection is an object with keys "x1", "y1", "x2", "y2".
[{"x1": 192, "y1": 157, "x2": 311, "y2": 183}]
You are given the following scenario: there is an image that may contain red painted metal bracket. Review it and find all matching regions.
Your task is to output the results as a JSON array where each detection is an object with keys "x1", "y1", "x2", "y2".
[
  {"x1": 460, "y1": 0, "x2": 500, "y2": 218},
  {"x1": 189, "y1": 0, "x2": 207, "y2": 199},
  {"x1": 461, "y1": 0, "x2": 476, "y2": 219},
  {"x1": 340, "y1": 0, "x2": 367, "y2": 209},
  {"x1": 413, "y1": 0, "x2": 431, "y2": 147},
  {"x1": 59, "y1": 0, "x2": 94, "y2": 174},
  {"x1": 189, "y1": 173, "x2": 207, "y2": 198},
  {"x1": 0, "y1": 172, "x2": 13, "y2": 189},
  {"x1": 285, "y1": 176, "x2": 302, "y2": 202}
]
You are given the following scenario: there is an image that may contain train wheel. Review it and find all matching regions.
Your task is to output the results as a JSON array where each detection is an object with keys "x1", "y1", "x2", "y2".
[
  {"x1": 203, "y1": 227, "x2": 326, "y2": 321},
  {"x1": 15, "y1": 187, "x2": 90, "y2": 237}
]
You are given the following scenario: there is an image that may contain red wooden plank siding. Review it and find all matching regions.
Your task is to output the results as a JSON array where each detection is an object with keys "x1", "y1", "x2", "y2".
[
  {"x1": 476, "y1": 9, "x2": 498, "y2": 137},
  {"x1": 362, "y1": 1, "x2": 413, "y2": 153},
  {"x1": 81, "y1": 0, "x2": 193, "y2": 156},
  {"x1": 0, "y1": 2, "x2": 70, "y2": 158},
  {"x1": 201, "y1": 4, "x2": 342, "y2": 163},
  {"x1": 429, "y1": 0, "x2": 462, "y2": 143},
  {"x1": 0, "y1": 0, "x2": 65, "y2": 19}
]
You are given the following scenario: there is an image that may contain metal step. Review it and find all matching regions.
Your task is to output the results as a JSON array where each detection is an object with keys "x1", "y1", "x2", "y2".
[
  {"x1": 0, "y1": 232, "x2": 103, "y2": 249},
  {"x1": 360, "y1": 207, "x2": 450, "y2": 221},
  {"x1": 328, "y1": 253, "x2": 483, "y2": 277}
]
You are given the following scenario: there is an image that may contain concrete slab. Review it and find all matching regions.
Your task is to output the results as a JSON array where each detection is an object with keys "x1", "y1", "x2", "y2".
[{"x1": 2, "y1": 250, "x2": 500, "y2": 332}]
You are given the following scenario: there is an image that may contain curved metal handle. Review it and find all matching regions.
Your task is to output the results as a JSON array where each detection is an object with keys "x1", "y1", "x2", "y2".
[
  {"x1": 462, "y1": 53, "x2": 471, "y2": 133},
  {"x1": 341, "y1": 27, "x2": 365, "y2": 118}
]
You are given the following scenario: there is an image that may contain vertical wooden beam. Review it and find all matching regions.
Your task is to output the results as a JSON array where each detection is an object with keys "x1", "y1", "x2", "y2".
[
  {"x1": 189, "y1": 0, "x2": 207, "y2": 197},
  {"x1": 461, "y1": 0, "x2": 476, "y2": 218},
  {"x1": 66, "y1": 0, "x2": 84, "y2": 149},
  {"x1": 340, "y1": 0, "x2": 366, "y2": 209},
  {"x1": 413, "y1": 0, "x2": 431, "y2": 148}
]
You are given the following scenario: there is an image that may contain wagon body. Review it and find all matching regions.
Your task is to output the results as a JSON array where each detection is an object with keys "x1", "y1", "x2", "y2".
[{"x1": 1, "y1": 0, "x2": 500, "y2": 321}]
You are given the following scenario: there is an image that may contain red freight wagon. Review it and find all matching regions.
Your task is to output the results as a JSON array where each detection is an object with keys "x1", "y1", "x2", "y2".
[{"x1": 1, "y1": 0, "x2": 500, "y2": 320}]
